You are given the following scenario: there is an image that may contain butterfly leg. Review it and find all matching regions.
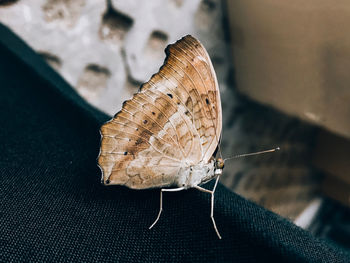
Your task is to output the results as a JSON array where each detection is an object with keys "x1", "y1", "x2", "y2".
[
  {"x1": 149, "y1": 187, "x2": 185, "y2": 230},
  {"x1": 194, "y1": 175, "x2": 221, "y2": 239}
]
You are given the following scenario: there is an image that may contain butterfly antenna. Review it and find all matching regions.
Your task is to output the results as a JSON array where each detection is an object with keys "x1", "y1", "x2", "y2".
[
  {"x1": 217, "y1": 131, "x2": 223, "y2": 159},
  {"x1": 224, "y1": 147, "x2": 280, "y2": 162}
]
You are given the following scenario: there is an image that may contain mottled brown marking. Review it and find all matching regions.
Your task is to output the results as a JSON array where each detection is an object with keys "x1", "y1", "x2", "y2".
[{"x1": 135, "y1": 138, "x2": 143, "y2": 145}]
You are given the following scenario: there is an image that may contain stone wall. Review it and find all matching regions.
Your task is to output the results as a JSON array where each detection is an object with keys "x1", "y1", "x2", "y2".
[{"x1": 0, "y1": 0, "x2": 230, "y2": 115}]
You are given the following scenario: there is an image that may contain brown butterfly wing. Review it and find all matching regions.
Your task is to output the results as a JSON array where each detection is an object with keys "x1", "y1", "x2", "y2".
[
  {"x1": 161, "y1": 35, "x2": 222, "y2": 163},
  {"x1": 98, "y1": 35, "x2": 222, "y2": 189}
]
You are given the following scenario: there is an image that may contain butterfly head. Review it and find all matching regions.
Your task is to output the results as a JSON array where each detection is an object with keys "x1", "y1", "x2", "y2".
[
  {"x1": 214, "y1": 158, "x2": 224, "y2": 176},
  {"x1": 215, "y1": 158, "x2": 225, "y2": 169}
]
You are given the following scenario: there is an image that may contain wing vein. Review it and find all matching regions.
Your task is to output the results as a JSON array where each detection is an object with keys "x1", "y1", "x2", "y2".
[
  {"x1": 171, "y1": 43, "x2": 220, "y2": 160},
  {"x1": 148, "y1": 75, "x2": 197, "y2": 159},
  {"x1": 110, "y1": 119, "x2": 182, "y2": 162},
  {"x1": 124, "y1": 98, "x2": 181, "y2": 149},
  {"x1": 141, "y1": 87, "x2": 187, "y2": 158}
]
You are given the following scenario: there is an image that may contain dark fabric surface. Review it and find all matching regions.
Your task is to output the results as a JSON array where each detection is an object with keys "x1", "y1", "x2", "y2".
[{"x1": 0, "y1": 23, "x2": 349, "y2": 262}]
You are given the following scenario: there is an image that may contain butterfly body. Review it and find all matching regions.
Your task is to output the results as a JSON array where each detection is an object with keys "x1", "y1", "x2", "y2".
[{"x1": 176, "y1": 160, "x2": 217, "y2": 189}]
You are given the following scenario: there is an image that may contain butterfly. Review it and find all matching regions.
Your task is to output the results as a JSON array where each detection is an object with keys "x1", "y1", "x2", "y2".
[{"x1": 98, "y1": 35, "x2": 225, "y2": 239}]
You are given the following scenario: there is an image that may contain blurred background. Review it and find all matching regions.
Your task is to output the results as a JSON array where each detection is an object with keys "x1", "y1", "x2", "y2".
[{"x1": 1, "y1": 0, "x2": 349, "y2": 250}]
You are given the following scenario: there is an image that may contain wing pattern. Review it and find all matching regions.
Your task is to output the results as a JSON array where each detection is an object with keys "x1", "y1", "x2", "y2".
[{"x1": 98, "y1": 35, "x2": 222, "y2": 189}]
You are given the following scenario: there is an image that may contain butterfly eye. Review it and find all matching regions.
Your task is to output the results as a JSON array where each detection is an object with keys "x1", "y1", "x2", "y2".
[
  {"x1": 167, "y1": 93, "x2": 173, "y2": 99},
  {"x1": 205, "y1": 98, "x2": 210, "y2": 105}
]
